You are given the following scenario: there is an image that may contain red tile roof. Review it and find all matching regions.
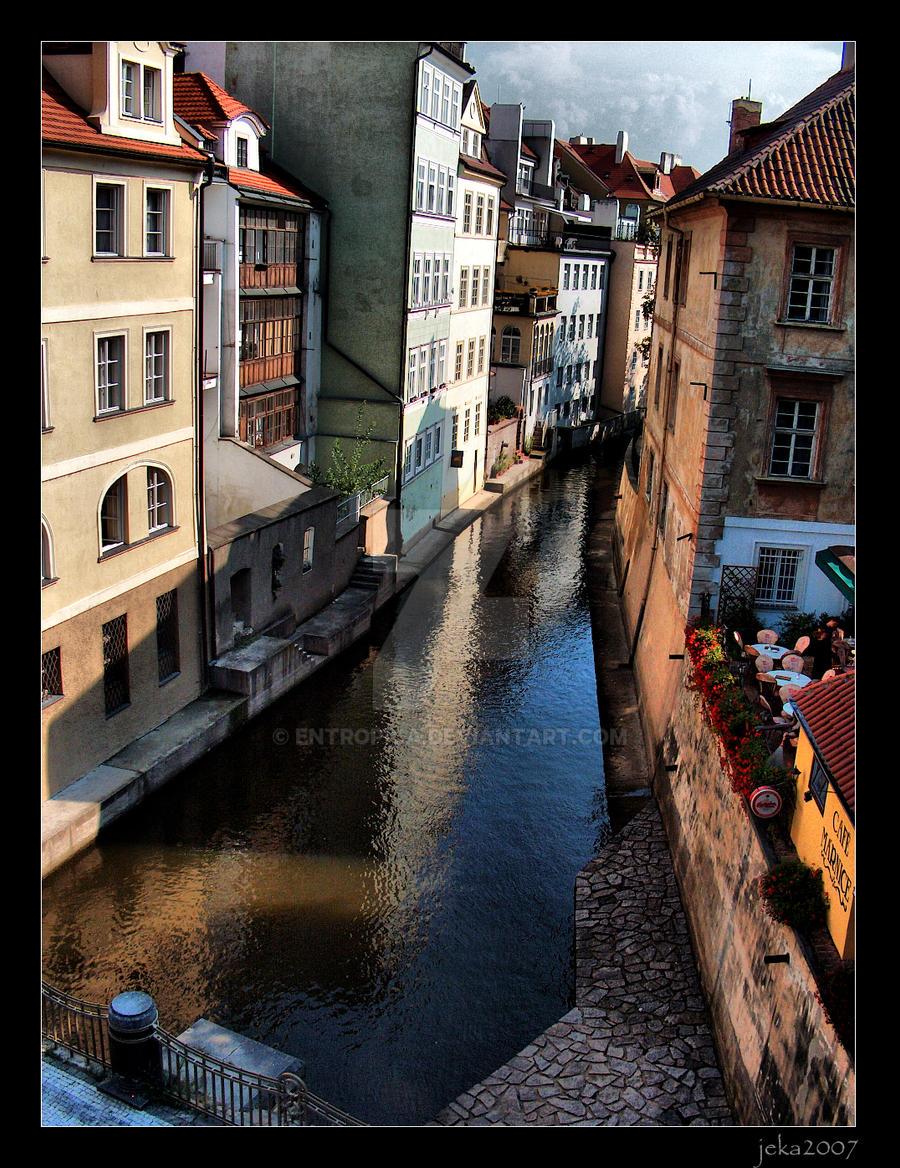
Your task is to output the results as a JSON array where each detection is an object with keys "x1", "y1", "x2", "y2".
[
  {"x1": 42, "y1": 68, "x2": 208, "y2": 166},
  {"x1": 794, "y1": 672, "x2": 855, "y2": 817},
  {"x1": 667, "y1": 65, "x2": 855, "y2": 212},
  {"x1": 563, "y1": 139, "x2": 700, "y2": 204},
  {"x1": 227, "y1": 160, "x2": 325, "y2": 210},
  {"x1": 173, "y1": 72, "x2": 266, "y2": 129}
]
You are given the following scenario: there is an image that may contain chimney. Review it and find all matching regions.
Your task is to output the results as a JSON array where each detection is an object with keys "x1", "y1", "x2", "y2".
[
  {"x1": 659, "y1": 151, "x2": 681, "y2": 175},
  {"x1": 615, "y1": 130, "x2": 628, "y2": 165},
  {"x1": 729, "y1": 98, "x2": 762, "y2": 154},
  {"x1": 841, "y1": 41, "x2": 855, "y2": 71}
]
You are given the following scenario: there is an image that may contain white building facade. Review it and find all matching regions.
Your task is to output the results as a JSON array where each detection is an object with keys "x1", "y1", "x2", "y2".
[{"x1": 443, "y1": 83, "x2": 502, "y2": 512}]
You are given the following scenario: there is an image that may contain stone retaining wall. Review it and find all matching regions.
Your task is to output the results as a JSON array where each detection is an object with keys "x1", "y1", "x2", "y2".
[{"x1": 655, "y1": 667, "x2": 855, "y2": 1125}]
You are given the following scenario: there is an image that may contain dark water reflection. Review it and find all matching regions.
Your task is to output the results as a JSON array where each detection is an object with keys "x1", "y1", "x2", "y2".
[{"x1": 42, "y1": 457, "x2": 612, "y2": 1126}]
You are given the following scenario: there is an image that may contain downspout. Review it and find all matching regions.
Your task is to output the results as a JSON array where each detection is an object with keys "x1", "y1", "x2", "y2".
[
  {"x1": 629, "y1": 212, "x2": 682, "y2": 665},
  {"x1": 195, "y1": 152, "x2": 216, "y2": 682}
]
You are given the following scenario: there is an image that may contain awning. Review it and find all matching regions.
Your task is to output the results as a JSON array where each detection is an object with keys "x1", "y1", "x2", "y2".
[{"x1": 815, "y1": 545, "x2": 855, "y2": 604}]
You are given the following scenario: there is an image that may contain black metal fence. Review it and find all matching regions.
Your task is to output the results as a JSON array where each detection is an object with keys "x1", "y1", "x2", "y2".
[{"x1": 41, "y1": 982, "x2": 366, "y2": 1128}]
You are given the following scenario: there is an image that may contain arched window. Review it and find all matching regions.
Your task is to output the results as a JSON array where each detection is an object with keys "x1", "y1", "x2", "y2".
[
  {"x1": 500, "y1": 326, "x2": 521, "y2": 364},
  {"x1": 101, "y1": 476, "x2": 128, "y2": 552},
  {"x1": 42, "y1": 520, "x2": 55, "y2": 584},
  {"x1": 146, "y1": 467, "x2": 172, "y2": 533}
]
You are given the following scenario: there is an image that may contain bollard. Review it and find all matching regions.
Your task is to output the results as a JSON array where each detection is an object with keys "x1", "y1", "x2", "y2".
[{"x1": 107, "y1": 991, "x2": 161, "y2": 1088}]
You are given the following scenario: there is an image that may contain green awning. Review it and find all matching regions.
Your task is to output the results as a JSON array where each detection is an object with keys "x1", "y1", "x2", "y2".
[{"x1": 815, "y1": 545, "x2": 855, "y2": 603}]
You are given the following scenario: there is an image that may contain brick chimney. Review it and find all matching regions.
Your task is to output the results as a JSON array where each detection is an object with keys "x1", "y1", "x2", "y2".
[
  {"x1": 615, "y1": 130, "x2": 628, "y2": 164},
  {"x1": 729, "y1": 97, "x2": 762, "y2": 154},
  {"x1": 841, "y1": 41, "x2": 855, "y2": 70}
]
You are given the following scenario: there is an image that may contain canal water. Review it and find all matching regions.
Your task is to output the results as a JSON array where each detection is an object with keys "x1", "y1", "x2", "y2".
[{"x1": 42, "y1": 455, "x2": 616, "y2": 1127}]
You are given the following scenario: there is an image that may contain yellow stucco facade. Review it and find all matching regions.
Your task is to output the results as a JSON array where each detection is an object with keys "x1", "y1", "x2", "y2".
[
  {"x1": 790, "y1": 730, "x2": 855, "y2": 959},
  {"x1": 42, "y1": 42, "x2": 206, "y2": 799}
]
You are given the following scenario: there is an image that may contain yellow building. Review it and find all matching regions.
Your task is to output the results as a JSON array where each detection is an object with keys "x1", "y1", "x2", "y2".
[
  {"x1": 790, "y1": 672, "x2": 855, "y2": 958},
  {"x1": 41, "y1": 42, "x2": 208, "y2": 799}
]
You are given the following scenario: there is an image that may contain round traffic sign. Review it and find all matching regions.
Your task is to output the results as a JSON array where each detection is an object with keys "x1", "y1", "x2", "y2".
[{"x1": 750, "y1": 786, "x2": 783, "y2": 818}]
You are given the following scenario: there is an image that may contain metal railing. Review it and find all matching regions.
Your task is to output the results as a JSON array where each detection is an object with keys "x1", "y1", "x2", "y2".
[
  {"x1": 42, "y1": 981, "x2": 112, "y2": 1070},
  {"x1": 336, "y1": 474, "x2": 390, "y2": 529},
  {"x1": 41, "y1": 982, "x2": 366, "y2": 1128}
]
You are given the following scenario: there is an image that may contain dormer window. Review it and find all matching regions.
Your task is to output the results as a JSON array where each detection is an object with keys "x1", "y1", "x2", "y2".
[
  {"x1": 236, "y1": 136, "x2": 248, "y2": 168},
  {"x1": 120, "y1": 59, "x2": 162, "y2": 123}
]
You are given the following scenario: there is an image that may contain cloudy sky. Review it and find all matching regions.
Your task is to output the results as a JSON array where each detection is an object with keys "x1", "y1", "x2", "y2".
[{"x1": 465, "y1": 41, "x2": 847, "y2": 176}]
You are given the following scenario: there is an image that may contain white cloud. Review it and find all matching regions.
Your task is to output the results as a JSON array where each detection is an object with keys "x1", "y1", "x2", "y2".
[{"x1": 467, "y1": 40, "x2": 846, "y2": 173}]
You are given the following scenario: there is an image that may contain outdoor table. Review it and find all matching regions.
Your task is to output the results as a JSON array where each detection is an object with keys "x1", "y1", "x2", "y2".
[
  {"x1": 762, "y1": 669, "x2": 812, "y2": 689},
  {"x1": 748, "y1": 643, "x2": 791, "y2": 659}
]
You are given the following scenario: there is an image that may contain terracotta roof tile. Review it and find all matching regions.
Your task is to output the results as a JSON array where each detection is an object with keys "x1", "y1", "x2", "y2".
[
  {"x1": 42, "y1": 68, "x2": 208, "y2": 166},
  {"x1": 227, "y1": 160, "x2": 325, "y2": 210},
  {"x1": 794, "y1": 672, "x2": 855, "y2": 817},
  {"x1": 563, "y1": 140, "x2": 700, "y2": 205},
  {"x1": 667, "y1": 66, "x2": 855, "y2": 212},
  {"x1": 173, "y1": 72, "x2": 266, "y2": 129}
]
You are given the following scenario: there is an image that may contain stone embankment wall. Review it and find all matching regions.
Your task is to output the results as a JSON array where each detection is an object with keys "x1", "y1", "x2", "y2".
[{"x1": 656, "y1": 668, "x2": 855, "y2": 1125}]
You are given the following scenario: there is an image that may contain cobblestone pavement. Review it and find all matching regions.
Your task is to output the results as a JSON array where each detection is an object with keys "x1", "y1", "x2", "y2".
[
  {"x1": 433, "y1": 802, "x2": 734, "y2": 1126},
  {"x1": 41, "y1": 1052, "x2": 216, "y2": 1127}
]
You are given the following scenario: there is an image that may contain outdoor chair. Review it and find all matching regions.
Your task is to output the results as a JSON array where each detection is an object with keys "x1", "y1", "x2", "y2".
[{"x1": 756, "y1": 629, "x2": 779, "y2": 644}]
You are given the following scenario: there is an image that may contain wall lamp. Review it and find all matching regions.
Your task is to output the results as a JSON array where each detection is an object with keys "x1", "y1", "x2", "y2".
[
  {"x1": 690, "y1": 381, "x2": 708, "y2": 400},
  {"x1": 676, "y1": 531, "x2": 694, "y2": 541},
  {"x1": 699, "y1": 270, "x2": 718, "y2": 288}
]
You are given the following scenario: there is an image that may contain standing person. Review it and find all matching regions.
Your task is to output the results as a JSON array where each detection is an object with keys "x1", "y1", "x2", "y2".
[{"x1": 809, "y1": 625, "x2": 833, "y2": 679}]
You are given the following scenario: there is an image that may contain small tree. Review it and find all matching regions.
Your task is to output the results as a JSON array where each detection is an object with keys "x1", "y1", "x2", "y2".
[{"x1": 307, "y1": 404, "x2": 386, "y2": 496}]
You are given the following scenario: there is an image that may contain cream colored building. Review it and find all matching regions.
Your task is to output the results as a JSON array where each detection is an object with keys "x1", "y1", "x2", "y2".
[
  {"x1": 41, "y1": 42, "x2": 208, "y2": 799},
  {"x1": 443, "y1": 82, "x2": 503, "y2": 512}
]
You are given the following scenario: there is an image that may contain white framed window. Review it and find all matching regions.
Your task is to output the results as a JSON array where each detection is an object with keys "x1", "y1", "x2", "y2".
[
  {"x1": 146, "y1": 466, "x2": 173, "y2": 533},
  {"x1": 463, "y1": 191, "x2": 473, "y2": 233},
  {"x1": 481, "y1": 267, "x2": 490, "y2": 305},
  {"x1": 41, "y1": 340, "x2": 50, "y2": 430},
  {"x1": 769, "y1": 398, "x2": 820, "y2": 478},
  {"x1": 500, "y1": 326, "x2": 520, "y2": 364},
  {"x1": 42, "y1": 519, "x2": 55, "y2": 585},
  {"x1": 459, "y1": 267, "x2": 468, "y2": 308},
  {"x1": 121, "y1": 59, "x2": 162, "y2": 122},
  {"x1": 100, "y1": 475, "x2": 128, "y2": 551},
  {"x1": 755, "y1": 545, "x2": 805, "y2": 609},
  {"x1": 94, "y1": 181, "x2": 125, "y2": 256},
  {"x1": 145, "y1": 187, "x2": 171, "y2": 256},
  {"x1": 486, "y1": 198, "x2": 495, "y2": 236},
  {"x1": 144, "y1": 329, "x2": 170, "y2": 404},
  {"x1": 236, "y1": 136, "x2": 248, "y2": 168},
  {"x1": 786, "y1": 244, "x2": 837, "y2": 324},
  {"x1": 475, "y1": 194, "x2": 484, "y2": 235},
  {"x1": 96, "y1": 333, "x2": 126, "y2": 414},
  {"x1": 403, "y1": 437, "x2": 414, "y2": 482}
]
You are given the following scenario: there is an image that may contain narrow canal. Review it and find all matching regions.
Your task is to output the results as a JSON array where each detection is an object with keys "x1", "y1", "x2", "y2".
[{"x1": 42, "y1": 454, "x2": 618, "y2": 1127}]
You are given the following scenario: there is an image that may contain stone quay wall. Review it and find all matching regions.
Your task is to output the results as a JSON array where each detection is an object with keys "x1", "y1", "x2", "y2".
[{"x1": 654, "y1": 667, "x2": 855, "y2": 1126}]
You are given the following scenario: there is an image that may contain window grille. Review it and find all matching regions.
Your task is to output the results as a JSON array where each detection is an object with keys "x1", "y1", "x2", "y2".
[
  {"x1": 42, "y1": 647, "x2": 63, "y2": 703},
  {"x1": 755, "y1": 547, "x2": 802, "y2": 607},
  {"x1": 156, "y1": 590, "x2": 180, "y2": 683},
  {"x1": 102, "y1": 615, "x2": 130, "y2": 715}
]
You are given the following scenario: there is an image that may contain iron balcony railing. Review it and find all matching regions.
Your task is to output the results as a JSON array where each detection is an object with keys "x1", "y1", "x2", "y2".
[
  {"x1": 41, "y1": 981, "x2": 366, "y2": 1128},
  {"x1": 336, "y1": 474, "x2": 390, "y2": 529}
]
